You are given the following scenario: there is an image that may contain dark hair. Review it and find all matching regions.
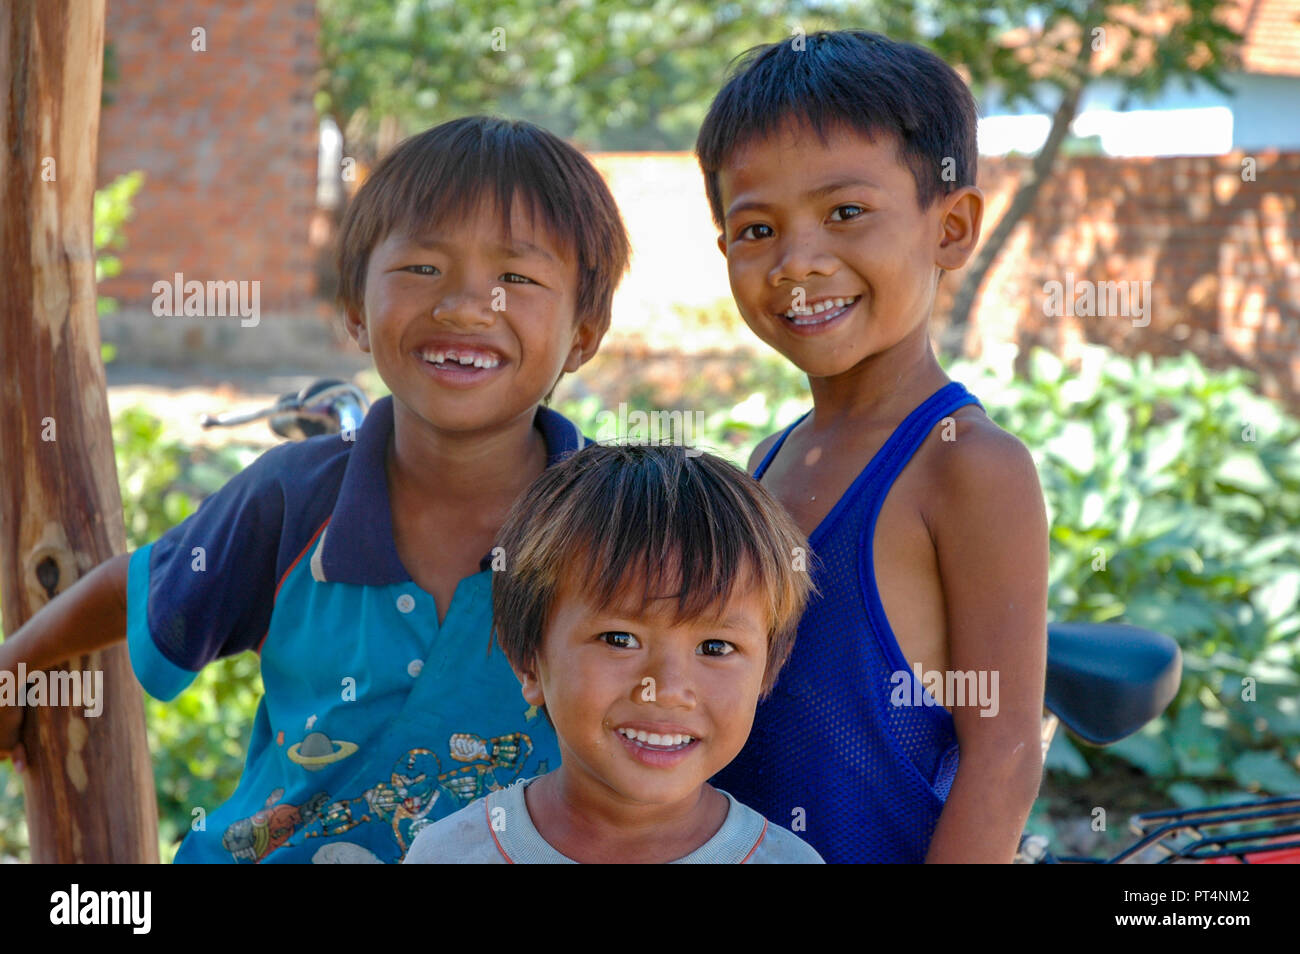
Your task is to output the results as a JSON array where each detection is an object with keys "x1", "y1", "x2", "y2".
[
  {"x1": 696, "y1": 30, "x2": 977, "y2": 227},
  {"x1": 493, "y1": 443, "x2": 815, "y2": 697},
  {"x1": 336, "y1": 116, "x2": 630, "y2": 336}
]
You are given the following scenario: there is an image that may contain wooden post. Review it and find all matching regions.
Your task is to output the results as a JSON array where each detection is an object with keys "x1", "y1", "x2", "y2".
[{"x1": 0, "y1": 0, "x2": 158, "y2": 862}]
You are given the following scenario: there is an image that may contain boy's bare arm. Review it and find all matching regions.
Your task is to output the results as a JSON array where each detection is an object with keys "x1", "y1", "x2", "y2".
[
  {"x1": 923, "y1": 425, "x2": 1048, "y2": 863},
  {"x1": 0, "y1": 553, "x2": 131, "y2": 766}
]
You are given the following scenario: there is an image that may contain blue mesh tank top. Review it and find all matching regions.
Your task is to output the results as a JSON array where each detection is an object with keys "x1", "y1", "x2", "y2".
[{"x1": 713, "y1": 381, "x2": 984, "y2": 863}]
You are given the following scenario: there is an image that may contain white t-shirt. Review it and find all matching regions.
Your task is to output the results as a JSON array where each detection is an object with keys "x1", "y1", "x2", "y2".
[{"x1": 403, "y1": 777, "x2": 824, "y2": 864}]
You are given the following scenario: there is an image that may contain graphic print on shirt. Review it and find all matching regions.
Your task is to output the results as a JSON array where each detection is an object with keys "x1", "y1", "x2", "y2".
[
  {"x1": 221, "y1": 787, "x2": 331, "y2": 863},
  {"x1": 285, "y1": 727, "x2": 360, "y2": 770},
  {"x1": 221, "y1": 729, "x2": 537, "y2": 862},
  {"x1": 437, "y1": 731, "x2": 533, "y2": 803}
]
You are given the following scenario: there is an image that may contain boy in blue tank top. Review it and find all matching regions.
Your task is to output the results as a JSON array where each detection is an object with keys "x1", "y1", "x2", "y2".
[{"x1": 697, "y1": 31, "x2": 1050, "y2": 862}]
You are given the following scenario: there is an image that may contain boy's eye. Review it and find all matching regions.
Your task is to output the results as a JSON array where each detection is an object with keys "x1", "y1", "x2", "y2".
[
  {"x1": 737, "y1": 223, "x2": 773, "y2": 241},
  {"x1": 829, "y1": 205, "x2": 865, "y2": 221},
  {"x1": 600, "y1": 631, "x2": 640, "y2": 650},
  {"x1": 403, "y1": 265, "x2": 440, "y2": 276},
  {"x1": 500, "y1": 272, "x2": 535, "y2": 284},
  {"x1": 697, "y1": 639, "x2": 735, "y2": 657}
]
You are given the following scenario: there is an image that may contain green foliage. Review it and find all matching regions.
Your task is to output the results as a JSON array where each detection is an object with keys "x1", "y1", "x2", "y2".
[
  {"x1": 112, "y1": 408, "x2": 260, "y2": 550},
  {"x1": 0, "y1": 408, "x2": 258, "y2": 863},
  {"x1": 950, "y1": 345, "x2": 1300, "y2": 800},
  {"x1": 552, "y1": 350, "x2": 810, "y2": 469},
  {"x1": 878, "y1": 0, "x2": 1241, "y2": 109},
  {"x1": 147, "y1": 652, "x2": 263, "y2": 863},
  {"x1": 317, "y1": 1, "x2": 1241, "y2": 156},
  {"x1": 94, "y1": 171, "x2": 144, "y2": 318},
  {"x1": 94, "y1": 170, "x2": 143, "y2": 365},
  {"x1": 317, "y1": 0, "x2": 837, "y2": 154}
]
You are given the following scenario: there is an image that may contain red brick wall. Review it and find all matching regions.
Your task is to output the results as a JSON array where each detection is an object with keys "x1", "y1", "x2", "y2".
[
  {"x1": 957, "y1": 152, "x2": 1300, "y2": 408},
  {"x1": 96, "y1": 0, "x2": 319, "y2": 312}
]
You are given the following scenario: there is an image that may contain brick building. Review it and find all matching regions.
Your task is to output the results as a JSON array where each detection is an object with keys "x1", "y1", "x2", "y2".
[{"x1": 96, "y1": 0, "x2": 331, "y2": 367}]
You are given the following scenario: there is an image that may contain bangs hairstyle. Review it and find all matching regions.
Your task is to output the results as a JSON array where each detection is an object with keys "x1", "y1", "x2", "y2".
[
  {"x1": 696, "y1": 30, "x2": 977, "y2": 228},
  {"x1": 336, "y1": 115, "x2": 629, "y2": 333},
  {"x1": 494, "y1": 443, "x2": 815, "y2": 697}
]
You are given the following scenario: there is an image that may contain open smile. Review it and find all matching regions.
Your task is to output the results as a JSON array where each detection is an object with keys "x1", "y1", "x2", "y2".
[
  {"x1": 415, "y1": 345, "x2": 506, "y2": 387},
  {"x1": 777, "y1": 294, "x2": 860, "y2": 328},
  {"x1": 613, "y1": 725, "x2": 702, "y2": 768}
]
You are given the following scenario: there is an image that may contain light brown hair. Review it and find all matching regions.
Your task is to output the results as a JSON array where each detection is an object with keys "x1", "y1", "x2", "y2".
[
  {"x1": 493, "y1": 442, "x2": 816, "y2": 696},
  {"x1": 336, "y1": 116, "x2": 630, "y2": 339}
]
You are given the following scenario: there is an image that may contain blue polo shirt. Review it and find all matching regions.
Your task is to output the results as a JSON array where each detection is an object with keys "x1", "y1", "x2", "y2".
[{"x1": 126, "y1": 396, "x2": 578, "y2": 863}]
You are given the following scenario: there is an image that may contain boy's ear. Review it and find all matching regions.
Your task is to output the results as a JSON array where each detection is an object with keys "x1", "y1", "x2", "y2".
[
  {"x1": 935, "y1": 186, "x2": 984, "y2": 272},
  {"x1": 344, "y1": 303, "x2": 372, "y2": 354},
  {"x1": 562, "y1": 311, "x2": 607, "y2": 374},
  {"x1": 716, "y1": 232, "x2": 727, "y2": 257},
  {"x1": 512, "y1": 654, "x2": 546, "y2": 709}
]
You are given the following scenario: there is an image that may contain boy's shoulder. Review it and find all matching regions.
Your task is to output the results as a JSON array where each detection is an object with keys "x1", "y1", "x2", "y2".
[
  {"x1": 922, "y1": 401, "x2": 1041, "y2": 523},
  {"x1": 726, "y1": 799, "x2": 825, "y2": 864},
  {"x1": 403, "y1": 794, "x2": 505, "y2": 864},
  {"x1": 403, "y1": 781, "x2": 529, "y2": 864},
  {"x1": 205, "y1": 395, "x2": 389, "y2": 527}
]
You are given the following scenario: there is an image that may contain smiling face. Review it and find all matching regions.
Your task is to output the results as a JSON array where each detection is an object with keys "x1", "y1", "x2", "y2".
[
  {"x1": 346, "y1": 194, "x2": 602, "y2": 434},
  {"x1": 515, "y1": 568, "x2": 772, "y2": 809},
  {"x1": 715, "y1": 120, "x2": 981, "y2": 379}
]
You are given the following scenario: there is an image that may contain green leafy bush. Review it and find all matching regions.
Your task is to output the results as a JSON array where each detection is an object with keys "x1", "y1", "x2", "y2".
[
  {"x1": 0, "y1": 408, "x2": 258, "y2": 863},
  {"x1": 949, "y1": 345, "x2": 1300, "y2": 807},
  {"x1": 553, "y1": 352, "x2": 811, "y2": 469},
  {"x1": 94, "y1": 171, "x2": 144, "y2": 310},
  {"x1": 94, "y1": 170, "x2": 144, "y2": 365}
]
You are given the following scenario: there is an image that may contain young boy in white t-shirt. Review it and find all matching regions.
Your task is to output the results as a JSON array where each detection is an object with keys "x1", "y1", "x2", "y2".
[{"x1": 404, "y1": 443, "x2": 823, "y2": 863}]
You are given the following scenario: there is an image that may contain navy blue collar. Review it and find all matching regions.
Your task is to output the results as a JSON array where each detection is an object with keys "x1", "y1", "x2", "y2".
[{"x1": 312, "y1": 396, "x2": 587, "y2": 585}]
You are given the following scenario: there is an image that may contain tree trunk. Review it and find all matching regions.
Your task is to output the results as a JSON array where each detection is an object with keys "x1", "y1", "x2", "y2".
[
  {"x1": 942, "y1": 18, "x2": 1101, "y2": 358},
  {"x1": 0, "y1": 0, "x2": 159, "y2": 862}
]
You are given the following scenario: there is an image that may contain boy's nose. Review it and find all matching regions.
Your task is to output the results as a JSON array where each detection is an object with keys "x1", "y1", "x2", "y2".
[
  {"x1": 432, "y1": 290, "x2": 493, "y2": 328},
  {"x1": 636, "y1": 654, "x2": 697, "y2": 709},
  {"x1": 768, "y1": 235, "x2": 836, "y2": 287}
]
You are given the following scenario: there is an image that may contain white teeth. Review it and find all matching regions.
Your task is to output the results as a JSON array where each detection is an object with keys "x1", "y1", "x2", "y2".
[
  {"x1": 420, "y1": 348, "x2": 500, "y2": 368},
  {"x1": 782, "y1": 296, "x2": 858, "y2": 320},
  {"x1": 617, "y1": 728, "x2": 695, "y2": 747}
]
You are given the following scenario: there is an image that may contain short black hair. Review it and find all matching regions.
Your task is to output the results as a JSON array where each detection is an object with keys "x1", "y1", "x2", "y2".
[
  {"x1": 493, "y1": 443, "x2": 815, "y2": 698},
  {"x1": 696, "y1": 30, "x2": 977, "y2": 227},
  {"x1": 337, "y1": 116, "x2": 629, "y2": 334}
]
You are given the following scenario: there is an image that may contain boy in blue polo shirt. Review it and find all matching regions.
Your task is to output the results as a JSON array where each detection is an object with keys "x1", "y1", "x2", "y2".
[
  {"x1": 0, "y1": 116, "x2": 630, "y2": 863},
  {"x1": 696, "y1": 31, "x2": 1049, "y2": 863}
]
